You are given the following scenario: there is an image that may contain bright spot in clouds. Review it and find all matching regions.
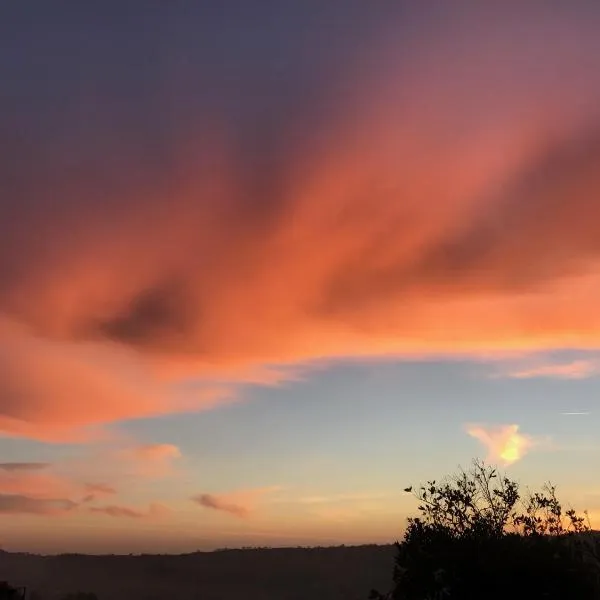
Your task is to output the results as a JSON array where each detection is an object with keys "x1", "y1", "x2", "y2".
[{"x1": 466, "y1": 424, "x2": 535, "y2": 466}]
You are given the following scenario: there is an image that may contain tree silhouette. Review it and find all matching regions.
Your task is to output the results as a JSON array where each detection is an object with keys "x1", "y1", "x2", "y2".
[{"x1": 371, "y1": 459, "x2": 600, "y2": 599}]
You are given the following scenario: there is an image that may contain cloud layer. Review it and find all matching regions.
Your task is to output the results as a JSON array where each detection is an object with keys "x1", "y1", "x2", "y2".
[{"x1": 2, "y1": 4, "x2": 600, "y2": 438}]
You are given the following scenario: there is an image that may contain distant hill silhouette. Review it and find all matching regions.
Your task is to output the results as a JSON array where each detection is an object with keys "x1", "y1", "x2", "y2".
[{"x1": 0, "y1": 545, "x2": 395, "y2": 600}]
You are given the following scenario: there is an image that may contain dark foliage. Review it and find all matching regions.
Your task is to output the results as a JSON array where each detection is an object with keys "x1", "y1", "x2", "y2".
[{"x1": 372, "y1": 460, "x2": 600, "y2": 599}]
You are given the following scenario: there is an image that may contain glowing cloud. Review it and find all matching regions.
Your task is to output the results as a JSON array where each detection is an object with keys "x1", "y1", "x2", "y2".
[
  {"x1": 2, "y1": 5, "x2": 600, "y2": 439},
  {"x1": 466, "y1": 424, "x2": 535, "y2": 466},
  {"x1": 0, "y1": 320, "x2": 229, "y2": 441}
]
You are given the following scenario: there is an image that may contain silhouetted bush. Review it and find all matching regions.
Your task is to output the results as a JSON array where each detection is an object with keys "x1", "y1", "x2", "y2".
[{"x1": 372, "y1": 460, "x2": 600, "y2": 599}]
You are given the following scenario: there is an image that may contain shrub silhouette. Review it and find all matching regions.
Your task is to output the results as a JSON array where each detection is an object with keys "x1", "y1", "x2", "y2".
[{"x1": 372, "y1": 460, "x2": 600, "y2": 599}]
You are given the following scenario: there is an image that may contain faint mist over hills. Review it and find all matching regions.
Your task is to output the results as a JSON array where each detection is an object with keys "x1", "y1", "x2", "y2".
[{"x1": 0, "y1": 544, "x2": 395, "y2": 600}]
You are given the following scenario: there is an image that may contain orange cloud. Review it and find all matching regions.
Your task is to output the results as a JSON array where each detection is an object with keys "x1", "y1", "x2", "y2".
[
  {"x1": 466, "y1": 424, "x2": 536, "y2": 466},
  {"x1": 0, "y1": 319, "x2": 229, "y2": 441},
  {"x1": 2, "y1": 6, "x2": 600, "y2": 439}
]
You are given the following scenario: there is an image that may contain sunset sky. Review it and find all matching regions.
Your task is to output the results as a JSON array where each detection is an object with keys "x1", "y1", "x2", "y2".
[{"x1": 2, "y1": 2, "x2": 600, "y2": 554}]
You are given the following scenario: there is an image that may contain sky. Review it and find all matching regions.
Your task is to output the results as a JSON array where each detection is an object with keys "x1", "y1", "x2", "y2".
[{"x1": 1, "y1": 1, "x2": 600, "y2": 554}]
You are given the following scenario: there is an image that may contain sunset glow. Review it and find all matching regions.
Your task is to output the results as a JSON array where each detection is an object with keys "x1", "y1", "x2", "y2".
[{"x1": 1, "y1": 2, "x2": 600, "y2": 554}]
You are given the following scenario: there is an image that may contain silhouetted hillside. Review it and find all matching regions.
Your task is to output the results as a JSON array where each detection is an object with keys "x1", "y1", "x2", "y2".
[{"x1": 0, "y1": 545, "x2": 396, "y2": 600}]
